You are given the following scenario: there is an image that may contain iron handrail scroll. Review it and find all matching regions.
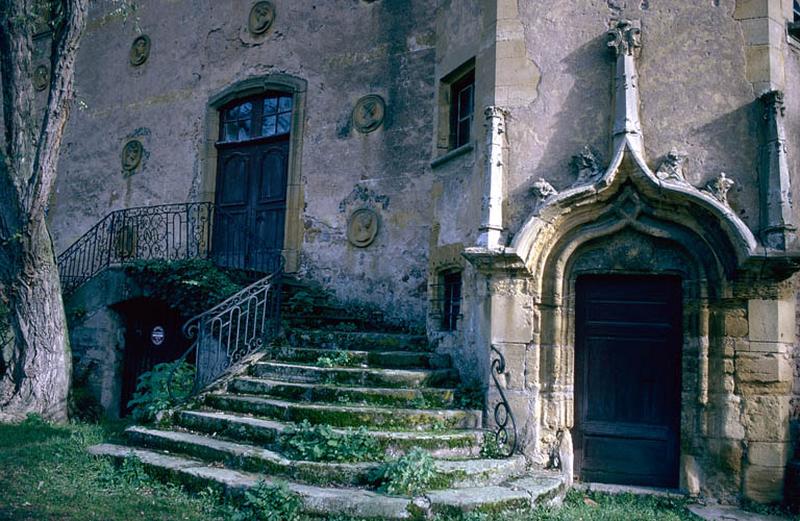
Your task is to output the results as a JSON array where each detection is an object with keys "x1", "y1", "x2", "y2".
[
  {"x1": 168, "y1": 258, "x2": 284, "y2": 400},
  {"x1": 490, "y1": 345, "x2": 518, "y2": 457}
]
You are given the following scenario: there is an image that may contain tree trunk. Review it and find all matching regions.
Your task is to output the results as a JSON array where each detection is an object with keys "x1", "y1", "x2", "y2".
[
  {"x1": 0, "y1": 0, "x2": 89, "y2": 422},
  {"x1": 0, "y1": 218, "x2": 70, "y2": 422}
]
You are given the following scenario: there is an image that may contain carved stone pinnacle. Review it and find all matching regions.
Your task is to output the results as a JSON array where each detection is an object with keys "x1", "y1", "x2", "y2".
[{"x1": 607, "y1": 19, "x2": 642, "y2": 57}]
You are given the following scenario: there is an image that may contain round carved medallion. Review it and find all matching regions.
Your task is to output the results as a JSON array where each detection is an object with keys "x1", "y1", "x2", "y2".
[
  {"x1": 33, "y1": 65, "x2": 49, "y2": 91},
  {"x1": 248, "y1": 1, "x2": 275, "y2": 36},
  {"x1": 347, "y1": 208, "x2": 380, "y2": 248},
  {"x1": 129, "y1": 35, "x2": 151, "y2": 66},
  {"x1": 121, "y1": 139, "x2": 143, "y2": 172},
  {"x1": 352, "y1": 95, "x2": 385, "y2": 134}
]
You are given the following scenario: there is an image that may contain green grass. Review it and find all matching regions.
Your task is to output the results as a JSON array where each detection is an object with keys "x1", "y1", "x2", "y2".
[
  {"x1": 0, "y1": 415, "x2": 227, "y2": 521},
  {"x1": 0, "y1": 416, "x2": 706, "y2": 521}
]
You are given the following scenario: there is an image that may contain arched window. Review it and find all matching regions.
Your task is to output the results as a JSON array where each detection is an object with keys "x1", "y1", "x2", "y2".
[{"x1": 219, "y1": 93, "x2": 293, "y2": 143}]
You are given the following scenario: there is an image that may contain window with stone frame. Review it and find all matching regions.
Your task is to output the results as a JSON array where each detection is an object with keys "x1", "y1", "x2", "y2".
[
  {"x1": 436, "y1": 59, "x2": 476, "y2": 154},
  {"x1": 219, "y1": 93, "x2": 293, "y2": 143},
  {"x1": 789, "y1": 0, "x2": 800, "y2": 39},
  {"x1": 449, "y1": 69, "x2": 475, "y2": 150},
  {"x1": 433, "y1": 268, "x2": 463, "y2": 331}
]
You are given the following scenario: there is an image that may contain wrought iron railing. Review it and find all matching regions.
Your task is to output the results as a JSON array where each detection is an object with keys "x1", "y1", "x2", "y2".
[
  {"x1": 169, "y1": 264, "x2": 283, "y2": 398},
  {"x1": 57, "y1": 202, "x2": 215, "y2": 293},
  {"x1": 57, "y1": 202, "x2": 283, "y2": 293},
  {"x1": 489, "y1": 345, "x2": 518, "y2": 457}
]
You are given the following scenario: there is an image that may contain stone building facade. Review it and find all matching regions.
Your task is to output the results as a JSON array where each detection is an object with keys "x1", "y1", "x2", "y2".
[{"x1": 36, "y1": 0, "x2": 800, "y2": 505}]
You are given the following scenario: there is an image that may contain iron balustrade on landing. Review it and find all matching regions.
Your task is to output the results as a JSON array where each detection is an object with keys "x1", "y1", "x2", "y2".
[
  {"x1": 169, "y1": 263, "x2": 283, "y2": 399},
  {"x1": 56, "y1": 202, "x2": 283, "y2": 293},
  {"x1": 57, "y1": 202, "x2": 215, "y2": 293}
]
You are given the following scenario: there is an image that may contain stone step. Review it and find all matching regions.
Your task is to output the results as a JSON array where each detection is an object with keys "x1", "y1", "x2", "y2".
[
  {"x1": 89, "y1": 444, "x2": 565, "y2": 519},
  {"x1": 228, "y1": 376, "x2": 459, "y2": 409},
  {"x1": 287, "y1": 329, "x2": 428, "y2": 352},
  {"x1": 176, "y1": 410, "x2": 483, "y2": 458},
  {"x1": 125, "y1": 427, "x2": 525, "y2": 489},
  {"x1": 268, "y1": 347, "x2": 452, "y2": 370},
  {"x1": 250, "y1": 361, "x2": 458, "y2": 388},
  {"x1": 204, "y1": 393, "x2": 482, "y2": 430}
]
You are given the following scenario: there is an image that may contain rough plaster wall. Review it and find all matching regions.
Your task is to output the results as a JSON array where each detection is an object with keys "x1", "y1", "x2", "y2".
[
  {"x1": 49, "y1": 0, "x2": 437, "y2": 327},
  {"x1": 501, "y1": 0, "x2": 761, "y2": 238}
]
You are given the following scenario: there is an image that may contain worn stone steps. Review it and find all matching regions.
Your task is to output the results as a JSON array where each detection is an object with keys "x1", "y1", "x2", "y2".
[
  {"x1": 228, "y1": 376, "x2": 458, "y2": 409},
  {"x1": 89, "y1": 444, "x2": 566, "y2": 519},
  {"x1": 204, "y1": 393, "x2": 482, "y2": 430},
  {"x1": 250, "y1": 361, "x2": 459, "y2": 388},
  {"x1": 176, "y1": 410, "x2": 483, "y2": 458},
  {"x1": 268, "y1": 346, "x2": 452, "y2": 370},
  {"x1": 287, "y1": 329, "x2": 429, "y2": 352},
  {"x1": 125, "y1": 426, "x2": 525, "y2": 489}
]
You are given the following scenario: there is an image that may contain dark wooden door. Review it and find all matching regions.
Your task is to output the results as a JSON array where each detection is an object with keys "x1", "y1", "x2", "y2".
[
  {"x1": 119, "y1": 299, "x2": 191, "y2": 416},
  {"x1": 574, "y1": 275, "x2": 682, "y2": 488},
  {"x1": 214, "y1": 139, "x2": 288, "y2": 273}
]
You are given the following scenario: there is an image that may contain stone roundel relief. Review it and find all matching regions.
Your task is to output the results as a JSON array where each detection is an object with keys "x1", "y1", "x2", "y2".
[
  {"x1": 352, "y1": 95, "x2": 385, "y2": 134},
  {"x1": 347, "y1": 208, "x2": 380, "y2": 248},
  {"x1": 121, "y1": 139, "x2": 144, "y2": 172},
  {"x1": 129, "y1": 35, "x2": 151, "y2": 66},
  {"x1": 33, "y1": 65, "x2": 49, "y2": 91},
  {"x1": 248, "y1": 1, "x2": 275, "y2": 36}
]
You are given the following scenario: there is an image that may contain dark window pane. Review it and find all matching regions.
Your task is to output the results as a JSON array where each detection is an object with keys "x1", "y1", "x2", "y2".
[
  {"x1": 279, "y1": 96, "x2": 293, "y2": 113},
  {"x1": 224, "y1": 122, "x2": 238, "y2": 142},
  {"x1": 457, "y1": 120, "x2": 471, "y2": 147},
  {"x1": 458, "y1": 86, "x2": 473, "y2": 118},
  {"x1": 264, "y1": 97, "x2": 278, "y2": 115},
  {"x1": 262, "y1": 116, "x2": 277, "y2": 136},
  {"x1": 277, "y1": 113, "x2": 291, "y2": 135},
  {"x1": 237, "y1": 118, "x2": 252, "y2": 141}
]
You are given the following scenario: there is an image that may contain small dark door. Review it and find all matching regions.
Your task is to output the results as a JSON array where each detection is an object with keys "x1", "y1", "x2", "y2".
[
  {"x1": 213, "y1": 93, "x2": 291, "y2": 273},
  {"x1": 119, "y1": 299, "x2": 191, "y2": 416},
  {"x1": 574, "y1": 275, "x2": 682, "y2": 488}
]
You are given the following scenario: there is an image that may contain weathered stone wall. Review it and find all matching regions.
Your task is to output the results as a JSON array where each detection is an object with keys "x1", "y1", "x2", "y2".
[{"x1": 49, "y1": 0, "x2": 438, "y2": 327}]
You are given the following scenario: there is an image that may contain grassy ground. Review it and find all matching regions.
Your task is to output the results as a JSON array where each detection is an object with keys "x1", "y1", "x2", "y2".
[{"x1": 0, "y1": 416, "x2": 709, "y2": 520}]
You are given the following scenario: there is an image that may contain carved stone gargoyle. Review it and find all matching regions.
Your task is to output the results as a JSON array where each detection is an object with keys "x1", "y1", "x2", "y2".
[
  {"x1": 571, "y1": 146, "x2": 603, "y2": 186},
  {"x1": 655, "y1": 149, "x2": 687, "y2": 183}
]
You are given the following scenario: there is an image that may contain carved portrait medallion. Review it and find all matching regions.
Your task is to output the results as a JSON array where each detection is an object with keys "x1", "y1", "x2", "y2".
[
  {"x1": 129, "y1": 35, "x2": 151, "y2": 66},
  {"x1": 347, "y1": 208, "x2": 380, "y2": 248},
  {"x1": 352, "y1": 95, "x2": 386, "y2": 134},
  {"x1": 121, "y1": 139, "x2": 143, "y2": 172},
  {"x1": 33, "y1": 65, "x2": 49, "y2": 91},
  {"x1": 248, "y1": 2, "x2": 275, "y2": 36}
]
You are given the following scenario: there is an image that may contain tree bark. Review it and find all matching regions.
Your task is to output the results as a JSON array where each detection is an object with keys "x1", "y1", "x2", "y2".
[{"x1": 0, "y1": 0, "x2": 88, "y2": 422}]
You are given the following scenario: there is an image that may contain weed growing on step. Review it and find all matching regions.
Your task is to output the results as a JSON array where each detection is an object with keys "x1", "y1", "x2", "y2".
[
  {"x1": 479, "y1": 432, "x2": 505, "y2": 459},
  {"x1": 286, "y1": 290, "x2": 317, "y2": 314},
  {"x1": 231, "y1": 480, "x2": 303, "y2": 521},
  {"x1": 279, "y1": 420, "x2": 383, "y2": 462},
  {"x1": 127, "y1": 360, "x2": 195, "y2": 422},
  {"x1": 315, "y1": 350, "x2": 357, "y2": 368},
  {"x1": 369, "y1": 448, "x2": 439, "y2": 496},
  {"x1": 454, "y1": 381, "x2": 485, "y2": 410}
]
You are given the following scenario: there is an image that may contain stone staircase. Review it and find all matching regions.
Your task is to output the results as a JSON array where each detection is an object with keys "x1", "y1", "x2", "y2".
[{"x1": 89, "y1": 281, "x2": 566, "y2": 518}]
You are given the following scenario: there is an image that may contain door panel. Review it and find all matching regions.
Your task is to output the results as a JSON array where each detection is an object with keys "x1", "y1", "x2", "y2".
[
  {"x1": 574, "y1": 275, "x2": 682, "y2": 488},
  {"x1": 214, "y1": 138, "x2": 288, "y2": 272}
]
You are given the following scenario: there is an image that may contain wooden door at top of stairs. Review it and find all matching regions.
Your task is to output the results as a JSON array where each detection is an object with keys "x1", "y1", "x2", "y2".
[
  {"x1": 214, "y1": 139, "x2": 288, "y2": 273},
  {"x1": 574, "y1": 274, "x2": 682, "y2": 488}
]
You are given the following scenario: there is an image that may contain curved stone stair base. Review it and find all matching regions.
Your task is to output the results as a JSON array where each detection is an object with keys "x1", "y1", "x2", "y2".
[{"x1": 87, "y1": 327, "x2": 568, "y2": 518}]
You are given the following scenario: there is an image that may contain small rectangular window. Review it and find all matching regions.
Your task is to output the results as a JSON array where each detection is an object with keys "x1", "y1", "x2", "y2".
[
  {"x1": 450, "y1": 70, "x2": 475, "y2": 150},
  {"x1": 440, "y1": 270, "x2": 463, "y2": 331},
  {"x1": 789, "y1": 0, "x2": 800, "y2": 40}
]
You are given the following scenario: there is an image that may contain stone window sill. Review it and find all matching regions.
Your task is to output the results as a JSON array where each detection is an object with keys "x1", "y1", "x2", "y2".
[{"x1": 431, "y1": 142, "x2": 474, "y2": 169}]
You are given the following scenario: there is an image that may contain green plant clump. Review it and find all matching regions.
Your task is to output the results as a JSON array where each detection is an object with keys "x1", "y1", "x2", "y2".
[
  {"x1": 231, "y1": 480, "x2": 303, "y2": 521},
  {"x1": 279, "y1": 420, "x2": 382, "y2": 463},
  {"x1": 127, "y1": 360, "x2": 195, "y2": 422},
  {"x1": 315, "y1": 350, "x2": 357, "y2": 368},
  {"x1": 125, "y1": 259, "x2": 253, "y2": 316},
  {"x1": 479, "y1": 432, "x2": 505, "y2": 459},
  {"x1": 454, "y1": 381, "x2": 485, "y2": 410},
  {"x1": 370, "y1": 448, "x2": 439, "y2": 496}
]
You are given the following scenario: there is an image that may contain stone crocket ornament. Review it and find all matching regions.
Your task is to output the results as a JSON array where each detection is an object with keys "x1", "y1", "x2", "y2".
[
  {"x1": 572, "y1": 146, "x2": 603, "y2": 186},
  {"x1": 655, "y1": 149, "x2": 687, "y2": 183},
  {"x1": 704, "y1": 172, "x2": 735, "y2": 206}
]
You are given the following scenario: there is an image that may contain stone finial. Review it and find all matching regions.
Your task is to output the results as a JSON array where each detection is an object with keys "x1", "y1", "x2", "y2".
[
  {"x1": 531, "y1": 178, "x2": 558, "y2": 201},
  {"x1": 655, "y1": 149, "x2": 687, "y2": 183},
  {"x1": 705, "y1": 172, "x2": 735, "y2": 206},
  {"x1": 572, "y1": 146, "x2": 603, "y2": 186},
  {"x1": 607, "y1": 19, "x2": 642, "y2": 57},
  {"x1": 761, "y1": 90, "x2": 786, "y2": 119}
]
